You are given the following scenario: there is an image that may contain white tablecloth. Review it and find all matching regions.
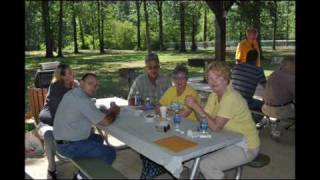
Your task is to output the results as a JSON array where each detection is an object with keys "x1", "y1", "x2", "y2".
[
  {"x1": 97, "y1": 98, "x2": 244, "y2": 178},
  {"x1": 95, "y1": 97, "x2": 129, "y2": 108}
]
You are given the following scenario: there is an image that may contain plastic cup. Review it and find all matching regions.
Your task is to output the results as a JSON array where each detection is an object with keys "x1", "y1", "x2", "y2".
[{"x1": 160, "y1": 106, "x2": 167, "y2": 119}]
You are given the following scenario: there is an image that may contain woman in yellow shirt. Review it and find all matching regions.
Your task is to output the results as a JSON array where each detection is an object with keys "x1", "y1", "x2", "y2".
[
  {"x1": 185, "y1": 61, "x2": 260, "y2": 179},
  {"x1": 157, "y1": 64, "x2": 200, "y2": 122}
]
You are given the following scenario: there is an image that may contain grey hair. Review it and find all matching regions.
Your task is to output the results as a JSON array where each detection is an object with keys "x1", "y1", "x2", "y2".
[{"x1": 145, "y1": 52, "x2": 159, "y2": 64}]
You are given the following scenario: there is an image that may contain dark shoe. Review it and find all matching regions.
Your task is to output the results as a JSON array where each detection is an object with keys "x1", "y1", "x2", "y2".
[
  {"x1": 256, "y1": 118, "x2": 268, "y2": 129},
  {"x1": 47, "y1": 170, "x2": 57, "y2": 179}
]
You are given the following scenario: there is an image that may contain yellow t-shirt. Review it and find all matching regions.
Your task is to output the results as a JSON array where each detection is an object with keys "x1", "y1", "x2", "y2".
[
  {"x1": 160, "y1": 85, "x2": 200, "y2": 122},
  {"x1": 204, "y1": 84, "x2": 260, "y2": 150},
  {"x1": 235, "y1": 39, "x2": 261, "y2": 67}
]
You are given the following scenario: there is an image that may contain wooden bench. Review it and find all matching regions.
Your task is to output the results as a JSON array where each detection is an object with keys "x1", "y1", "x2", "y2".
[
  {"x1": 71, "y1": 157, "x2": 127, "y2": 179},
  {"x1": 28, "y1": 87, "x2": 48, "y2": 124},
  {"x1": 118, "y1": 67, "x2": 141, "y2": 90},
  {"x1": 188, "y1": 58, "x2": 215, "y2": 83}
]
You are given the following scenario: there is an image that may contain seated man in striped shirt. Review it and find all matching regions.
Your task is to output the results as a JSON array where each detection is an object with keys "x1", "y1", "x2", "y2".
[{"x1": 231, "y1": 49, "x2": 267, "y2": 124}]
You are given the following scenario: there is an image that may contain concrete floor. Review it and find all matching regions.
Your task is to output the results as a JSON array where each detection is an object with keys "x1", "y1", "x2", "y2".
[{"x1": 25, "y1": 121, "x2": 295, "y2": 179}]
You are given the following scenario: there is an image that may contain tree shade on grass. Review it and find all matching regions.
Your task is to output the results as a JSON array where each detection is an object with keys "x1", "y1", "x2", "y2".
[{"x1": 25, "y1": 48, "x2": 294, "y2": 112}]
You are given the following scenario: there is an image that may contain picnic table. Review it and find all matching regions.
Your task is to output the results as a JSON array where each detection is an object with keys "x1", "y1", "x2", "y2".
[
  {"x1": 188, "y1": 57, "x2": 215, "y2": 83},
  {"x1": 95, "y1": 97, "x2": 244, "y2": 179}
]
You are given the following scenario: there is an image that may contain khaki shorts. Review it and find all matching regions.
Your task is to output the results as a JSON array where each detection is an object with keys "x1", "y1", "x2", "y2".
[
  {"x1": 262, "y1": 104, "x2": 295, "y2": 119},
  {"x1": 37, "y1": 122, "x2": 53, "y2": 139}
]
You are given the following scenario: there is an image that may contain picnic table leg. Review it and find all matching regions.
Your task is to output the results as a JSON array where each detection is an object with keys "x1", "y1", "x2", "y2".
[
  {"x1": 96, "y1": 127, "x2": 109, "y2": 145},
  {"x1": 189, "y1": 157, "x2": 200, "y2": 180}
]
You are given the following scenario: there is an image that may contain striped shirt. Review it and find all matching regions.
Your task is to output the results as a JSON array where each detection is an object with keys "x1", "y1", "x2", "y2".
[
  {"x1": 128, "y1": 73, "x2": 172, "y2": 105},
  {"x1": 231, "y1": 64, "x2": 266, "y2": 102}
]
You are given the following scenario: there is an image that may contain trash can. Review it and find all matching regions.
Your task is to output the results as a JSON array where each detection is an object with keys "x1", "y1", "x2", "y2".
[
  {"x1": 34, "y1": 61, "x2": 60, "y2": 88},
  {"x1": 34, "y1": 69, "x2": 55, "y2": 88}
]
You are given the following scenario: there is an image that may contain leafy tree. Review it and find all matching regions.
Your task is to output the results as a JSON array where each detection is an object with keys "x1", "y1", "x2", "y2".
[
  {"x1": 135, "y1": 0, "x2": 142, "y2": 50},
  {"x1": 155, "y1": 0, "x2": 164, "y2": 50},
  {"x1": 97, "y1": 0, "x2": 105, "y2": 53},
  {"x1": 143, "y1": 0, "x2": 151, "y2": 53},
  {"x1": 179, "y1": 1, "x2": 186, "y2": 52},
  {"x1": 26, "y1": 0, "x2": 295, "y2": 56},
  {"x1": 25, "y1": 1, "x2": 42, "y2": 51},
  {"x1": 72, "y1": 1, "x2": 79, "y2": 53}
]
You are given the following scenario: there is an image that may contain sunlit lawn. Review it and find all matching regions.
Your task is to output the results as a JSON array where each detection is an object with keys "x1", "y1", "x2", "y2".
[{"x1": 25, "y1": 48, "x2": 294, "y2": 112}]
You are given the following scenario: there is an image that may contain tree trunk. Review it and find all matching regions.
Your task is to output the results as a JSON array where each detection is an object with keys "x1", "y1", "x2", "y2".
[
  {"x1": 136, "y1": 0, "x2": 141, "y2": 50},
  {"x1": 97, "y1": 1, "x2": 101, "y2": 52},
  {"x1": 203, "y1": 8, "x2": 208, "y2": 48},
  {"x1": 252, "y1": 0, "x2": 262, "y2": 59},
  {"x1": 143, "y1": 0, "x2": 151, "y2": 53},
  {"x1": 214, "y1": 17, "x2": 226, "y2": 61},
  {"x1": 92, "y1": 34, "x2": 96, "y2": 50},
  {"x1": 191, "y1": 15, "x2": 197, "y2": 51},
  {"x1": 272, "y1": 1, "x2": 277, "y2": 50},
  {"x1": 97, "y1": 0, "x2": 104, "y2": 53},
  {"x1": 92, "y1": 15, "x2": 96, "y2": 50},
  {"x1": 206, "y1": 1, "x2": 234, "y2": 61},
  {"x1": 41, "y1": 1, "x2": 53, "y2": 58},
  {"x1": 156, "y1": 0, "x2": 164, "y2": 51},
  {"x1": 57, "y1": 1, "x2": 63, "y2": 57},
  {"x1": 72, "y1": 2, "x2": 79, "y2": 53},
  {"x1": 79, "y1": 16, "x2": 86, "y2": 49},
  {"x1": 101, "y1": 6, "x2": 105, "y2": 52},
  {"x1": 286, "y1": 1, "x2": 290, "y2": 47},
  {"x1": 179, "y1": 1, "x2": 186, "y2": 52}
]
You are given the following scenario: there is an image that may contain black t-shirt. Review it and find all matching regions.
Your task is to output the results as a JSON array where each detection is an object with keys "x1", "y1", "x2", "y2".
[{"x1": 40, "y1": 81, "x2": 78, "y2": 125}]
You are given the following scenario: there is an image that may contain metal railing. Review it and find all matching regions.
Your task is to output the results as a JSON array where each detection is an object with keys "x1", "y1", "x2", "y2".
[{"x1": 163, "y1": 40, "x2": 295, "y2": 50}]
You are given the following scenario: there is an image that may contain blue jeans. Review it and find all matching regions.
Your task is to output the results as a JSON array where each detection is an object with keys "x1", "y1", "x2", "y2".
[
  {"x1": 56, "y1": 134, "x2": 116, "y2": 165},
  {"x1": 247, "y1": 99, "x2": 264, "y2": 124},
  {"x1": 140, "y1": 155, "x2": 167, "y2": 179}
]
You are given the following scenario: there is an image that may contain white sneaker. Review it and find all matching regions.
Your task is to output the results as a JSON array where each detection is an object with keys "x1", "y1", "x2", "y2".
[{"x1": 76, "y1": 173, "x2": 83, "y2": 180}]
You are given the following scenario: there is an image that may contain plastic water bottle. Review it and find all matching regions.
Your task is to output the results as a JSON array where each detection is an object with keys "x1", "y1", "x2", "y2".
[
  {"x1": 144, "y1": 97, "x2": 153, "y2": 111},
  {"x1": 199, "y1": 117, "x2": 209, "y2": 134},
  {"x1": 134, "y1": 91, "x2": 142, "y2": 106},
  {"x1": 173, "y1": 110, "x2": 181, "y2": 130}
]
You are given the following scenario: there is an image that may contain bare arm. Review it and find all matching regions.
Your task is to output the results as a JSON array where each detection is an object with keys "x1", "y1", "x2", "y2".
[
  {"x1": 179, "y1": 107, "x2": 193, "y2": 119},
  {"x1": 185, "y1": 95, "x2": 229, "y2": 131},
  {"x1": 98, "y1": 114, "x2": 116, "y2": 127}
]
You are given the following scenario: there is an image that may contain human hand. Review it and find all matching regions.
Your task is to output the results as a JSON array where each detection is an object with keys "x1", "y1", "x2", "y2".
[
  {"x1": 109, "y1": 105, "x2": 120, "y2": 115},
  {"x1": 185, "y1": 95, "x2": 197, "y2": 109},
  {"x1": 155, "y1": 104, "x2": 160, "y2": 114},
  {"x1": 167, "y1": 110, "x2": 175, "y2": 117}
]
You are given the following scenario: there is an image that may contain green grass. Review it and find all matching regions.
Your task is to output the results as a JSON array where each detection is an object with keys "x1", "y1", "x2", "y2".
[{"x1": 25, "y1": 48, "x2": 295, "y2": 112}]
